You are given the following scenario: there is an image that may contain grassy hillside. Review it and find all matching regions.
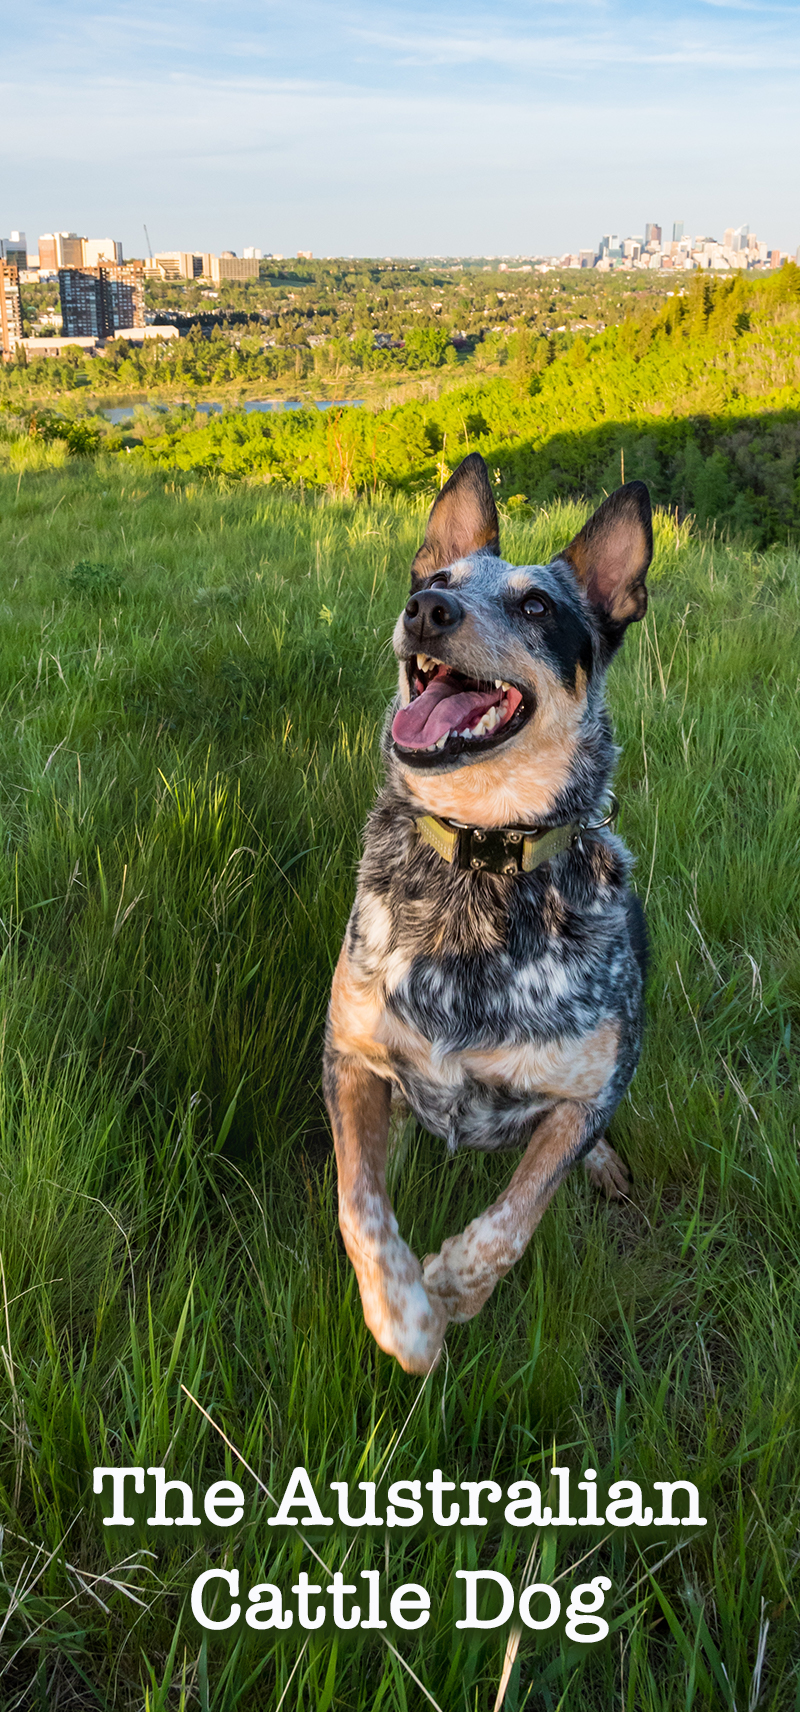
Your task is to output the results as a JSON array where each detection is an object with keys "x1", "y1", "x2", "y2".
[{"x1": 0, "y1": 458, "x2": 799, "y2": 1709}]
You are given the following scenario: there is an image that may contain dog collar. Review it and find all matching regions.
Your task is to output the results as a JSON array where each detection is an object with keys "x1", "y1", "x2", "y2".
[{"x1": 414, "y1": 796, "x2": 618, "y2": 876}]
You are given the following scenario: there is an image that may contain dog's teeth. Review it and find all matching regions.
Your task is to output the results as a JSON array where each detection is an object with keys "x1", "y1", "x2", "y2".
[
  {"x1": 495, "y1": 679, "x2": 502, "y2": 689},
  {"x1": 435, "y1": 733, "x2": 448, "y2": 749}
]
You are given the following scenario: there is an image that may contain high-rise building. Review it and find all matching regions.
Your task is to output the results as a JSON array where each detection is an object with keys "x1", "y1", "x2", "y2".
[
  {"x1": 1, "y1": 232, "x2": 27, "y2": 268},
  {"x1": 58, "y1": 263, "x2": 145, "y2": 338},
  {"x1": 39, "y1": 232, "x2": 85, "y2": 271},
  {"x1": 151, "y1": 252, "x2": 183, "y2": 281},
  {"x1": 83, "y1": 238, "x2": 124, "y2": 267},
  {"x1": 243, "y1": 247, "x2": 262, "y2": 260},
  {"x1": 38, "y1": 235, "x2": 58, "y2": 272},
  {"x1": 151, "y1": 251, "x2": 208, "y2": 280},
  {"x1": 644, "y1": 223, "x2": 662, "y2": 246},
  {"x1": 1, "y1": 264, "x2": 24, "y2": 358},
  {"x1": 672, "y1": 221, "x2": 684, "y2": 243},
  {"x1": 210, "y1": 254, "x2": 259, "y2": 281}
]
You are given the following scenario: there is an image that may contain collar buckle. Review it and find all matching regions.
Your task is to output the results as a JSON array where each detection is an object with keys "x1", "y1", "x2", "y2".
[{"x1": 457, "y1": 824, "x2": 529, "y2": 875}]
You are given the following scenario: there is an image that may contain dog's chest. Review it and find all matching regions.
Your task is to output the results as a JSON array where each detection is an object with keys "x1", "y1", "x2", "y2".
[{"x1": 344, "y1": 879, "x2": 627, "y2": 1151}]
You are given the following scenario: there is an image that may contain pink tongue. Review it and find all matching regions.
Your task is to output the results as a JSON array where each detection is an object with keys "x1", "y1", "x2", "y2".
[{"x1": 392, "y1": 678, "x2": 503, "y2": 748}]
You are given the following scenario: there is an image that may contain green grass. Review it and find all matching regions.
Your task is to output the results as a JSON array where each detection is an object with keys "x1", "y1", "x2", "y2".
[{"x1": 0, "y1": 455, "x2": 799, "y2": 1710}]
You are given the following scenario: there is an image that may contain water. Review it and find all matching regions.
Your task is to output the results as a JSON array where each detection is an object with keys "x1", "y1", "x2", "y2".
[{"x1": 101, "y1": 398, "x2": 363, "y2": 424}]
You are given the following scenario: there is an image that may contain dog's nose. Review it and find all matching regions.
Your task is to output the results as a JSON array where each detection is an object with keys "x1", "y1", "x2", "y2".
[{"x1": 403, "y1": 588, "x2": 463, "y2": 644}]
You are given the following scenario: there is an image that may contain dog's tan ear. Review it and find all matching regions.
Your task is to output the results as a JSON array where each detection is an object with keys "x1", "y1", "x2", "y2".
[
  {"x1": 411, "y1": 453, "x2": 500, "y2": 586},
  {"x1": 561, "y1": 482, "x2": 652, "y2": 646}
]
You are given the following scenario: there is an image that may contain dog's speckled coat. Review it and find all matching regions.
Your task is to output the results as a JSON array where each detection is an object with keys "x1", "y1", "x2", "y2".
[{"x1": 324, "y1": 455, "x2": 651, "y2": 1372}]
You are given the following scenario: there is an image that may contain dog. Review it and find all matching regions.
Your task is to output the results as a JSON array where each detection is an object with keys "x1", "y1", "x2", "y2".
[{"x1": 323, "y1": 453, "x2": 651, "y2": 1374}]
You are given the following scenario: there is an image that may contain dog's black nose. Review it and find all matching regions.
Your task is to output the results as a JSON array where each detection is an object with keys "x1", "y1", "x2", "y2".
[{"x1": 403, "y1": 588, "x2": 463, "y2": 643}]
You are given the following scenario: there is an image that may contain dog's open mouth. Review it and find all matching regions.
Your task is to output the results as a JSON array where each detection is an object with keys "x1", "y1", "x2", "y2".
[{"x1": 392, "y1": 655, "x2": 531, "y2": 765}]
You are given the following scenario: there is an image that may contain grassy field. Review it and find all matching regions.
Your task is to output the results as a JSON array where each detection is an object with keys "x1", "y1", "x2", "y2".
[{"x1": 0, "y1": 452, "x2": 799, "y2": 1710}]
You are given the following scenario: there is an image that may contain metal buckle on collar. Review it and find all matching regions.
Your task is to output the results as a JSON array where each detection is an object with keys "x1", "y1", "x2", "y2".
[{"x1": 457, "y1": 824, "x2": 531, "y2": 876}]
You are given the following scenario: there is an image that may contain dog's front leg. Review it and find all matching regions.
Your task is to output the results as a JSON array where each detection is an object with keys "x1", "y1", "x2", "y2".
[
  {"x1": 423, "y1": 1101, "x2": 596, "y2": 1323},
  {"x1": 323, "y1": 1049, "x2": 447, "y2": 1374}
]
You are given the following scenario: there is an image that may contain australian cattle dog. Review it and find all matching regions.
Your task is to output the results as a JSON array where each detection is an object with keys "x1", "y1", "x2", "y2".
[{"x1": 323, "y1": 453, "x2": 651, "y2": 1373}]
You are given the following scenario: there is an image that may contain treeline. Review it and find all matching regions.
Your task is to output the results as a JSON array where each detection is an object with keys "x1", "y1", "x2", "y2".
[
  {"x1": 127, "y1": 268, "x2": 800, "y2": 544},
  {"x1": 3, "y1": 268, "x2": 799, "y2": 543},
  {"x1": 7, "y1": 265, "x2": 659, "y2": 401}
]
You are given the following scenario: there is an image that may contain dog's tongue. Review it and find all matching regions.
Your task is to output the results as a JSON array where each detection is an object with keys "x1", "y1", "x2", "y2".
[{"x1": 392, "y1": 674, "x2": 502, "y2": 748}]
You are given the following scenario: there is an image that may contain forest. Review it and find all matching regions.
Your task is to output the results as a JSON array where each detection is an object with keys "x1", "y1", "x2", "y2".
[
  {"x1": 3, "y1": 264, "x2": 799, "y2": 545},
  {"x1": 10, "y1": 258, "x2": 659, "y2": 397}
]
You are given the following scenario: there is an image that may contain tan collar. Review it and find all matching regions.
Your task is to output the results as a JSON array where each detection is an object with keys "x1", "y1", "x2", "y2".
[{"x1": 414, "y1": 795, "x2": 618, "y2": 876}]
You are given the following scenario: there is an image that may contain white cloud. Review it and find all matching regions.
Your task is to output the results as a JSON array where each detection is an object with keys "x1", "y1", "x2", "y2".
[{"x1": 351, "y1": 20, "x2": 799, "y2": 71}]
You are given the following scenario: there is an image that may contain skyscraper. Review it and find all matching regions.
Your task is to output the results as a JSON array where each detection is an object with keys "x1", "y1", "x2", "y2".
[
  {"x1": 83, "y1": 238, "x2": 124, "y2": 267},
  {"x1": 58, "y1": 263, "x2": 145, "y2": 337},
  {"x1": 39, "y1": 232, "x2": 85, "y2": 272},
  {"x1": 0, "y1": 264, "x2": 24, "y2": 358},
  {"x1": 672, "y1": 222, "x2": 684, "y2": 243},
  {"x1": 1, "y1": 232, "x2": 27, "y2": 268},
  {"x1": 644, "y1": 223, "x2": 662, "y2": 247}
]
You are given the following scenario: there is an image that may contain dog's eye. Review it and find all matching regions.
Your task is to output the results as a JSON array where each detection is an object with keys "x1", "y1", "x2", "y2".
[
  {"x1": 428, "y1": 573, "x2": 449, "y2": 589},
  {"x1": 521, "y1": 592, "x2": 547, "y2": 617}
]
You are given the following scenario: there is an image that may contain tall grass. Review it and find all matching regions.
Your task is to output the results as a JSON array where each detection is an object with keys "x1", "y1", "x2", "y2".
[{"x1": 0, "y1": 456, "x2": 798, "y2": 1709}]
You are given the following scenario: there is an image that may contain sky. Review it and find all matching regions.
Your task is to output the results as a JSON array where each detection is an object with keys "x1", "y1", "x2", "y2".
[{"x1": 1, "y1": 0, "x2": 799, "y2": 259}]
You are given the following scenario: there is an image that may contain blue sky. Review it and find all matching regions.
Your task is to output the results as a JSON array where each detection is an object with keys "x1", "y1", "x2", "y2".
[{"x1": 2, "y1": 0, "x2": 798, "y2": 258}]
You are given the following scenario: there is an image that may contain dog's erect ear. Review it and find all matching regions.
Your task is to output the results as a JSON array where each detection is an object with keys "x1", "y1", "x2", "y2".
[
  {"x1": 561, "y1": 482, "x2": 652, "y2": 650},
  {"x1": 410, "y1": 453, "x2": 500, "y2": 587}
]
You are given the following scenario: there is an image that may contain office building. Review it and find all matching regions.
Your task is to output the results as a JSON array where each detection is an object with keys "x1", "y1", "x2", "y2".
[
  {"x1": 59, "y1": 262, "x2": 145, "y2": 338},
  {"x1": 1, "y1": 232, "x2": 27, "y2": 269},
  {"x1": 38, "y1": 235, "x2": 58, "y2": 272},
  {"x1": 39, "y1": 232, "x2": 84, "y2": 272},
  {"x1": 644, "y1": 223, "x2": 662, "y2": 247},
  {"x1": 672, "y1": 222, "x2": 684, "y2": 243},
  {"x1": 1, "y1": 264, "x2": 24, "y2": 358},
  {"x1": 151, "y1": 251, "x2": 209, "y2": 280},
  {"x1": 243, "y1": 248, "x2": 262, "y2": 260},
  {"x1": 83, "y1": 237, "x2": 124, "y2": 267},
  {"x1": 210, "y1": 253, "x2": 259, "y2": 282},
  {"x1": 151, "y1": 252, "x2": 183, "y2": 281}
]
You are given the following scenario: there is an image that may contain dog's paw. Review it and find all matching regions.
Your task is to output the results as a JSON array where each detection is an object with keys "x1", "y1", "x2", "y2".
[
  {"x1": 422, "y1": 1234, "x2": 499, "y2": 1324},
  {"x1": 368, "y1": 1278, "x2": 448, "y2": 1374},
  {"x1": 351, "y1": 1235, "x2": 448, "y2": 1373},
  {"x1": 583, "y1": 1135, "x2": 631, "y2": 1200}
]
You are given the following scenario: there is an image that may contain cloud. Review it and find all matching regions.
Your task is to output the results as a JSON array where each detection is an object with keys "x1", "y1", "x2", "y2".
[
  {"x1": 351, "y1": 18, "x2": 800, "y2": 73},
  {"x1": 2, "y1": 0, "x2": 798, "y2": 257}
]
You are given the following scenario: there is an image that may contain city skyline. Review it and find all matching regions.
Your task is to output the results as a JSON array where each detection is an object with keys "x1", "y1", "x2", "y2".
[
  {"x1": 2, "y1": 0, "x2": 799, "y2": 258},
  {"x1": 2, "y1": 219, "x2": 795, "y2": 275}
]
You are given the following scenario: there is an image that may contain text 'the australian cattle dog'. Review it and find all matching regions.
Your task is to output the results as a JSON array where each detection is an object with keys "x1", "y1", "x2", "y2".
[{"x1": 324, "y1": 453, "x2": 651, "y2": 1373}]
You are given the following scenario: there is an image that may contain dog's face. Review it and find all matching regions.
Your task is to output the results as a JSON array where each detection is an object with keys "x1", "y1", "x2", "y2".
[{"x1": 391, "y1": 455, "x2": 652, "y2": 815}]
